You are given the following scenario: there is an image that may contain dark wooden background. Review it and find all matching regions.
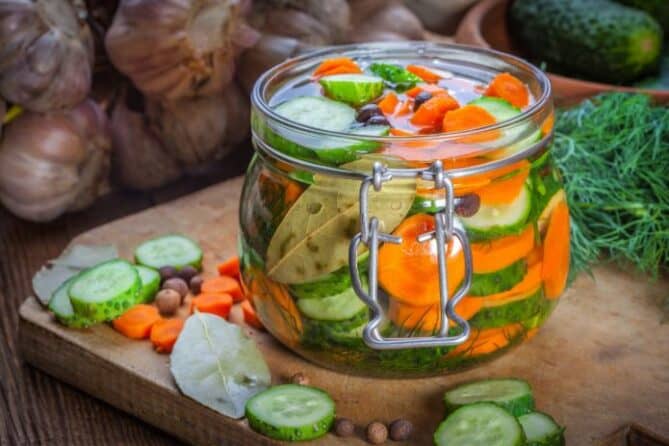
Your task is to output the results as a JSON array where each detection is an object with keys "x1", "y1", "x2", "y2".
[{"x1": 0, "y1": 149, "x2": 252, "y2": 446}]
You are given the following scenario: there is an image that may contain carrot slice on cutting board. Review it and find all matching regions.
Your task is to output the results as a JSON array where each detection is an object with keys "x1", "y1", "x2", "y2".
[
  {"x1": 201, "y1": 276, "x2": 244, "y2": 302},
  {"x1": 150, "y1": 318, "x2": 184, "y2": 353},
  {"x1": 471, "y1": 225, "x2": 536, "y2": 274},
  {"x1": 112, "y1": 304, "x2": 161, "y2": 339},
  {"x1": 542, "y1": 200, "x2": 571, "y2": 299},
  {"x1": 217, "y1": 256, "x2": 240, "y2": 278},
  {"x1": 192, "y1": 293, "x2": 233, "y2": 319}
]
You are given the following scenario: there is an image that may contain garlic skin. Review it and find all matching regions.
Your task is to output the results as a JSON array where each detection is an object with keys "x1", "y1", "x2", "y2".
[
  {"x1": 0, "y1": 100, "x2": 5, "y2": 137},
  {"x1": 349, "y1": 1, "x2": 425, "y2": 43},
  {"x1": 0, "y1": 0, "x2": 94, "y2": 112},
  {"x1": 110, "y1": 88, "x2": 182, "y2": 190},
  {"x1": 403, "y1": 0, "x2": 479, "y2": 34},
  {"x1": 0, "y1": 100, "x2": 110, "y2": 222},
  {"x1": 221, "y1": 82, "x2": 250, "y2": 147},
  {"x1": 106, "y1": 0, "x2": 251, "y2": 100}
]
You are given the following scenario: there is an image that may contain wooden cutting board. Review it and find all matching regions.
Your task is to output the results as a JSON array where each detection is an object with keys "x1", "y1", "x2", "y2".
[{"x1": 18, "y1": 176, "x2": 669, "y2": 446}]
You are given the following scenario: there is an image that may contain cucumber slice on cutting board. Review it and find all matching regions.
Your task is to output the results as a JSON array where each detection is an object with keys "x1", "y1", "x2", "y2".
[
  {"x1": 519, "y1": 412, "x2": 565, "y2": 446},
  {"x1": 68, "y1": 259, "x2": 141, "y2": 321},
  {"x1": 48, "y1": 276, "x2": 95, "y2": 328},
  {"x1": 245, "y1": 384, "x2": 335, "y2": 441},
  {"x1": 319, "y1": 74, "x2": 384, "y2": 106},
  {"x1": 434, "y1": 402, "x2": 526, "y2": 446},
  {"x1": 470, "y1": 259, "x2": 528, "y2": 296},
  {"x1": 461, "y1": 183, "x2": 532, "y2": 241},
  {"x1": 444, "y1": 378, "x2": 535, "y2": 417},
  {"x1": 135, "y1": 265, "x2": 160, "y2": 304},
  {"x1": 297, "y1": 283, "x2": 368, "y2": 321},
  {"x1": 134, "y1": 235, "x2": 203, "y2": 270}
]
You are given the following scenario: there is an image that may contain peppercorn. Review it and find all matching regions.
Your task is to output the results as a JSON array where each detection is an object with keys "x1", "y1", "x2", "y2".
[
  {"x1": 189, "y1": 275, "x2": 204, "y2": 295},
  {"x1": 366, "y1": 421, "x2": 388, "y2": 444},
  {"x1": 389, "y1": 419, "x2": 413, "y2": 442},
  {"x1": 155, "y1": 289, "x2": 181, "y2": 316},
  {"x1": 366, "y1": 115, "x2": 390, "y2": 127},
  {"x1": 333, "y1": 418, "x2": 355, "y2": 437},
  {"x1": 162, "y1": 277, "x2": 189, "y2": 299},
  {"x1": 178, "y1": 265, "x2": 198, "y2": 282},
  {"x1": 455, "y1": 193, "x2": 481, "y2": 217},
  {"x1": 290, "y1": 372, "x2": 309, "y2": 385},
  {"x1": 356, "y1": 103, "x2": 383, "y2": 123},
  {"x1": 413, "y1": 91, "x2": 433, "y2": 111},
  {"x1": 158, "y1": 266, "x2": 177, "y2": 283}
]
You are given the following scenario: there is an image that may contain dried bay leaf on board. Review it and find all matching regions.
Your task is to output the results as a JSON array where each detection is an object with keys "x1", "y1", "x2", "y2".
[
  {"x1": 170, "y1": 312, "x2": 271, "y2": 419},
  {"x1": 267, "y1": 160, "x2": 416, "y2": 284}
]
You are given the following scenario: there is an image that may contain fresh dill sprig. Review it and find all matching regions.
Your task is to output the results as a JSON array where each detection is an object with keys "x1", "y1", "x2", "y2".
[{"x1": 552, "y1": 93, "x2": 669, "y2": 280}]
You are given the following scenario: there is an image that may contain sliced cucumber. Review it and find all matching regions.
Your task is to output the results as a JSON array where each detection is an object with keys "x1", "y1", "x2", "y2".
[
  {"x1": 314, "y1": 125, "x2": 389, "y2": 165},
  {"x1": 470, "y1": 288, "x2": 545, "y2": 329},
  {"x1": 470, "y1": 259, "x2": 527, "y2": 296},
  {"x1": 297, "y1": 284, "x2": 367, "y2": 321},
  {"x1": 461, "y1": 183, "x2": 532, "y2": 241},
  {"x1": 290, "y1": 253, "x2": 368, "y2": 300},
  {"x1": 134, "y1": 235, "x2": 203, "y2": 270},
  {"x1": 319, "y1": 74, "x2": 384, "y2": 106},
  {"x1": 68, "y1": 259, "x2": 141, "y2": 321},
  {"x1": 530, "y1": 167, "x2": 565, "y2": 232},
  {"x1": 135, "y1": 265, "x2": 160, "y2": 304},
  {"x1": 245, "y1": 384, "x2": 335, "y2": 441},
  {"x1": 434, "y1": 402, "x2": 526, "y2": 446},
  {"x1": 48, "y1": 276, "x2": 94, "y2": 328},
  {"x1": 519, "y1": 412, "x2": 565, "y2": 446},
  {"x1": 302, "y1": 308, "x2": 368, "y2": 348},
  {"x1": 443, "y1": 378, "x2": 535, "y2": 417},
  {"x1": 274, "y1": 96, "x2": 356, "y2": 132},
  {"x1": 470, "y1": 97, "x2": 541, "y2": 158}
]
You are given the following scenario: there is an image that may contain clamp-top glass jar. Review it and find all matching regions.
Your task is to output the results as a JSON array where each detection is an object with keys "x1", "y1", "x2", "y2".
[{"x1": 239, "y1": 43, "x2": 569, "y2": 378}]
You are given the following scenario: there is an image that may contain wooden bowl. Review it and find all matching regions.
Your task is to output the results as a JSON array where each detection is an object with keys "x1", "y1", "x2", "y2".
[{"x1": 455, "y1": 0, "x2": 669, "y2": 105}]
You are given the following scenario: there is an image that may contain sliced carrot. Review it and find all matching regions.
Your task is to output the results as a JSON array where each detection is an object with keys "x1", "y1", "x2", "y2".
[
  {"x1": 312, "y1": 57, "x2": 361, "y2": 78},
  {"x1": 471, "y1": 225, "x2": 536, "y2": 274},
  {"x1": 474, "y1": 262, "x2": 543, "y2": 304},
  {"x1": 540, "y1": 112, "x2": 554, "y2": 136},
  {"x1": 112, "y1": 304, "x2": 161, "y2": 340},
  {"x1": 406, "y1": 64, "x2": 442, "y2": 83},
  {"x1": 448, "y1": 323, "x2": 524, "y2": 357},
  {"x1": 395, "y1": 98, "x2": 413, "y2": 116},
  {"x1": 201, "y1": 276, "x2": 244, "y2": 302},
  {"x1": 217, "y1": 256, "x2": 240, "y2": 278},
  {"x1": 389, "y1": 127, "x2": 416, "y2": 137},
  {"x1": 241, "y1": 300, "x2": 264, "y2": 330},
  {"x1": 542, "y1": 200, "x2": 570, "y2": 299},
  {"x1": 378, "y1": 214, "x2": 465, "y2": 306},
  {"x1": 378, "y1": 92, "x2": 399, "y2": 114},
  {"x1": 284, "y1": 181, "x2": 303, "y2": 205},
  {"x1": 317, "y1": 65, "x2": 362, "y2": 77},
  {"x1": 192, "y1": 292, "x2": 233, "y2": 319},
  {"x1": 485, "y1": 72, "x2": 529, "y2": 108},
  {"x1": 442, "y1": 104, "x2": 500, "y2": 143},
  {"x1": 406, "y1": 84, "x2": 447, "y2": 97},
  {"x1": 410, "y1": 93, "x2": 460, "y2": 128},
  {"x1": 150, "y1": 318, "x2": 184, "y2": 353},
  {"x1": 389, "y1": 297, "x2": 484, "y2": 332},
  {"x1": 476, "y1": 162, "x2": 530, "y2": 205}
]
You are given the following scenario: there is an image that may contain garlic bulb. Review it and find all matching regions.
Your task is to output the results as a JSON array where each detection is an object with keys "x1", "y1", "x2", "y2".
[
  {"x1": 349, "y1": 1, "x2": 425, "y2": 42},
  {"x1": 403, "y1": 0, "x2": 479, "y2": 33},
  {"x1": 110, "y1": 88, "x2": 182, "y2": 190},
  {"x1": 0, "y1": 0, "x2": 94, "y2": 112},
  {"x1": 0, "y1": 100, "x2": 5, "y2": 137},
  {"x1": 222, "y1": 82, "x2": 250, "y2": 146},
  {"x1": 0, "y1": 100, "x2": 110, "y2": 222},
  {"x1": 105, "y1": 0, "x2": 255, "y2": 100}
]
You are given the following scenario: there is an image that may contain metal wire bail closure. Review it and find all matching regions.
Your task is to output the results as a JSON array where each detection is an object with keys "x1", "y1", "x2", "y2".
[{"x1": 348, "y1": 161, "x2": 473, "y2": 350}]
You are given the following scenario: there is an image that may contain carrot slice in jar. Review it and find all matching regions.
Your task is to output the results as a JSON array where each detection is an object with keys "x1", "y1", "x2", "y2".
[
  {"x1": 407, "y1": 64, "x2": 442, "y2": 83},
  {"x1": 378, "y1": 214, "x2": 465, "y2": 306},
  {"x1": 542, "y1": 200, "x2": 570, "y2": 299},
  {"x1": 378, "y1": 92, "x2": 399, "y2": 114},
  {"x1": 448, "y1": 323, "x2": 524, "y2": 357},
  {"x1": 312, "y1": 57, "x2": 361, "y2": 78},
  {"x1": 442, "y1": 105, "x2": 500, "y2": 143},
  {"x1": 471, "y1": 225, "x2": 536, "y2": 274},
  {"x1": 485, "y1": 72, "x2": 530, "y2": 108},
  {"x1": 389, "y1": 297, "x2": 484, "y2": 332},
  {"x1": 476, "y1": 162, "x2": 530, "y2": 205},
  {"x1": 406, "y1": 85, "x2": 448, "y2": 97},
  {"x1": 410, "y1": 93, "x2": 459, "y2": 128}
]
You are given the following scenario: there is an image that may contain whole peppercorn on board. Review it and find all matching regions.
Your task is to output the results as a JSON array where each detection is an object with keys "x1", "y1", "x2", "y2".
[{"x1": 18, "y1": 176, "x2": 669, "y2": 445}]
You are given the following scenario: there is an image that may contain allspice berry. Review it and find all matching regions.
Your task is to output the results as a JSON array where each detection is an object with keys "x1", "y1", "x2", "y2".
[
  {"x1": 162, "y1": 277, "x2": 189, "y2": 299},
  {"x1": 155, "y1": 289, "x2": 181, "y2": 316},
  {"x1": 189, "y1": 275, "x2": 204, "y2": 295},
  {"x1": 290, "y1": 372, "x2": 309, "y2": 386},
  {"x1": 389, "y1": 419, "x2": 413, "y2": 441},
  {"x1": 178, "y1": 265, "x2": 198, "y2": 282},
  {"x1": 333, "y1": 418, "x2": 355, "y2": 438},
  {"x1": 366, "y1": 421, "x2": 388, "y2": 444},
  {"x1": 158, "y1": 266, "x2": 177, "y2": 282}
]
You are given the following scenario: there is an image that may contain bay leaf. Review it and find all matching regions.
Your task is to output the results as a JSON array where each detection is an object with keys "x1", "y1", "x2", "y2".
[
  {"x1": 267, "y1": 161, "x2": 416, "y2": 284},
  {"x1": 170, "y1": 312, "x2": 271, "y2": 419}
]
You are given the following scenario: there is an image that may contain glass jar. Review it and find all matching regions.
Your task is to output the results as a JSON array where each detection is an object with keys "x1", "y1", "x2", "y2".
[{"x1": 239, "y1": 42, "x2": 568, "y2": 378}]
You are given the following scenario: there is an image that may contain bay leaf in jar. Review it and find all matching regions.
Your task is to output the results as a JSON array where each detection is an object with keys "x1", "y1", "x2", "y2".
[{"x1": 266, "y1": 160, "x2": 415, "y2": 284}]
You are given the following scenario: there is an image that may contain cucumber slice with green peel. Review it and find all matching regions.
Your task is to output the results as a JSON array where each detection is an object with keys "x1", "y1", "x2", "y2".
[
  {"x1": 245, "y1": 384, "x2": 335, "y2": 441},
  {"x1": 470, "y1": 288, "x2": 545, "y2": 329},
  {"x1": 443, "y1": 378, "x2": 535, "y2": 417},
  {"x1": 135, "y1": 265, "x2": 160, "y2": 303},
  {"x1": 274, "y1": 96, "x2": 356, "y2": 132},
  {"x1": 470, "y1": 259, "x2": 527, "y2": 296},
  {"x1": 530, "y1": 167, "x2": 565, "y2": 231},
  {"x1": 290, "y1": 253, "x2": 369, "y2": 300},
  {"x1": 48, "y1": 276, "x2": 95, "y2": 328},
  {"x1": 519, "y1": 412, "x2": 565, "y2": 446},
  {"x1": 134, "y1": 235, "x2": 203, "y2": 270},
  {"x1": 435, "y1": 402, "x2": 526, "y2": 446},
  {"x1": 319, "y1": 74, "x2": 384, "y2": 106},
  {"x1": 461, "y1": 183, "x2": 532, "y2": 241},
  {"x1": 68, "y1": 260, "x2": 141, "y2": 322},
  {"x1": 314, "y1": 125, "x2": 389, "y2": 165},
  {"x1": 297, "y1": 283, "x2": 368, "y2": 321}
]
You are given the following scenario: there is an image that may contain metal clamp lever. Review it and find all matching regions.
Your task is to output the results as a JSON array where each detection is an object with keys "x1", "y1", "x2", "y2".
[{"x1": 349, "y1": 161, "x2": 473, "y2": 350}]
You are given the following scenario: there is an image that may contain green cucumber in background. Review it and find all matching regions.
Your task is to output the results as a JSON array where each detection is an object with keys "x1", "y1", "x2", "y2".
[
  {"x1": 616, "y1": 0, "x2": 669, "y2": 32},
  {"x1": 509, "y1": 0, "x2": 663, "y2": 83}
]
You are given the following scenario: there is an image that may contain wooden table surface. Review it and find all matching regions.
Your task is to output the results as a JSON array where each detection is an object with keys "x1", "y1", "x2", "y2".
[{"x1": 0, "y1": 149, "x2": 251, "y2": 446}]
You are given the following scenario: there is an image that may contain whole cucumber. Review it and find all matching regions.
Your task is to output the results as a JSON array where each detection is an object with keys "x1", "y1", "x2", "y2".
[
  {"x1": 509, "y1": 0, "x2": 664, "y2": 83},
  {"x1": 616, "y1": 0, "x2": 669, "y2": 32}
]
